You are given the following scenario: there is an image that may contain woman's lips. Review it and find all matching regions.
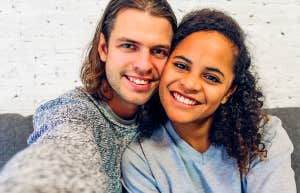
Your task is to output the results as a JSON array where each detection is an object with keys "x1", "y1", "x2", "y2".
[{"x1": 171, "y1": 91, "x2": 200, "y2": 106}]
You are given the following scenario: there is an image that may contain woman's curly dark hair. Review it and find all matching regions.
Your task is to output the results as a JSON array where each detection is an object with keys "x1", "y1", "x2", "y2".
[{"x1": 145, "y1": 8, "x2": 268, "y2": 174}]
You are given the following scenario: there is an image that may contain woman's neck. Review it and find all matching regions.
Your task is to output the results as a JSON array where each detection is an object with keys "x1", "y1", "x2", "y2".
[{"x1": 172, "y1": 117, "x2": 213, "y2": 153}]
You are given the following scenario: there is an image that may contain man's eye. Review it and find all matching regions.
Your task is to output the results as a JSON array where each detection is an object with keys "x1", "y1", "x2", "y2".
[
  {"x1": 173, "y1": 62, "x2": 188, "y2": 70},
  {"x1": 122, "y1": 43, "x2": 135, "y2": 50},
  {"x1": 152, "y1": 49, "x2": 168, "y2": 58},
  {"x1": 203, "y1": 74, "x2": 220, "y2": 83}
]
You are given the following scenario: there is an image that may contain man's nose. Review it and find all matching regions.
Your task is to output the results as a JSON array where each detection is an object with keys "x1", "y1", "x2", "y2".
[{"x1": 133, "y1": 50, "x2": 153, "y2": 75}]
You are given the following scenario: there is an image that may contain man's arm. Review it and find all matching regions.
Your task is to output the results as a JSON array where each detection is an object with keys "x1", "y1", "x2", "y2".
[
  {"x1": 0, "y1": 90, "x2": 109, "y2": 193},
  {"x1": 0, "y1": 124, "x2": 109, "y2": 193}
]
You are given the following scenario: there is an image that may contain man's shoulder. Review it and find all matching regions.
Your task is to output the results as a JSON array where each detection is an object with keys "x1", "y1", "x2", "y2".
[
  {"x1": 28, "y1": 87, "x2": 106, "y2": 144},
  {"x1": 35, "y1": 87, "x2": 92, "y2": 112},
  {"x1": 34, "y1": 87, "x2": 104, "y2": 117}
]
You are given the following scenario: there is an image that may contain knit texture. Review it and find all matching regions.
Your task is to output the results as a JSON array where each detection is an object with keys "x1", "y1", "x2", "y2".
[{"x1": 0, "y1": 87, "x2": 139, "y2": 193}]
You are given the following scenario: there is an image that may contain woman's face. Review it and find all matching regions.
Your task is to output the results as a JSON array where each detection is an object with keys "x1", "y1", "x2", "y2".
[{"x1": 159, "y1": 31, "x2": 237, "y2": 128}]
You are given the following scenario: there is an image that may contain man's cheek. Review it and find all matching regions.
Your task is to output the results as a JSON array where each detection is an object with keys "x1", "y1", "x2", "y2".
[{"x1": 158, "y1": 60, "x2": 168, "y2": 75}]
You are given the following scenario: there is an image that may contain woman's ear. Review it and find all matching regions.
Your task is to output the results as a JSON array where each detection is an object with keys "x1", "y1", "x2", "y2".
[
  {"x1": 98, "y1": 33, "x2": 108, "y2": 62},
  {"x1": 221, "y1": 85, "x2": 237, "y2": 104}
]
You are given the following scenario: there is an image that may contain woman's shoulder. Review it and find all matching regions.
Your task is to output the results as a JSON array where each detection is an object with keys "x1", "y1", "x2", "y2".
[
  {"x1": 245, "y1": 116, "x2": 296, "y2": 193},
  {"x1": 261, "y1": 115, "x2": 294, "y2": 159}
]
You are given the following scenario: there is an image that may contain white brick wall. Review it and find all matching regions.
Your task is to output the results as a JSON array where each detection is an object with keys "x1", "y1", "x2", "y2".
[{"x1": 0, "y1": 0, "x2": 300, "y2": 115}]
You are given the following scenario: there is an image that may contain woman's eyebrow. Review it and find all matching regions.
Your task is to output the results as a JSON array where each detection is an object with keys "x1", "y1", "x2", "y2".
[
  {"x1": 173, "y1": 55, "x2": 192, "y2": 64},
  {"x1": 173, "y1": 56, "x2": 225, "y2": 77},
  {"x1": 205, "y1": 67, "x2": 224, "y2": 77}
]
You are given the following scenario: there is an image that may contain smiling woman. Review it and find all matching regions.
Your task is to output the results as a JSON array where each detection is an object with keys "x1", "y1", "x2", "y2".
[
  {"x1": 159, "y1": 31, "x2": 237, "y2": 146},
  {"x1": 121, "y1": 8, "x2": 296, "y2": 193}
]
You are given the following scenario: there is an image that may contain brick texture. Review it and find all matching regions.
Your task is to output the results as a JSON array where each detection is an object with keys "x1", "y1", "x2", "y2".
[{"x1": 0, "y1": 0, "x2": 299, "y2": 115}]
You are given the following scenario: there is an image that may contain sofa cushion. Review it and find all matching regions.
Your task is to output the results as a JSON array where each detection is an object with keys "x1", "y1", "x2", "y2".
[{"x1": 0, "y1": 114, "x2": 33, "y2": 168}]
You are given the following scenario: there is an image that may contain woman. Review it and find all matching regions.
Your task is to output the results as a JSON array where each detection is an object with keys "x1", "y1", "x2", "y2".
[{"x1": 121, "y1": 9, "x2": 296, "y2": 193}]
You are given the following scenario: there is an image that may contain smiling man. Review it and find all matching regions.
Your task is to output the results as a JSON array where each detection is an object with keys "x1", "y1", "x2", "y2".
[
  {"x1": 98, "y1": 7, "x2": 173, "y2": 119},
  {"x1": 0, "y1": 0, "x2": 176, "y2": 192}
]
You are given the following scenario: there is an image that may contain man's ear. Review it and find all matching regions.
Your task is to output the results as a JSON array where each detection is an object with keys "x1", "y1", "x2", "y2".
[
  {"x1": 221, "y1": 85, "x2": 237, "y2": 105},
  {"x1": 98, "y1": 33, "x2": 108, "y2": 62}
]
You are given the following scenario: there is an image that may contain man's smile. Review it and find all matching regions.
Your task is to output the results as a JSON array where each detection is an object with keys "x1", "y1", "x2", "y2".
[{"x1": 126, "y1": 76, "x2": 151, "y2": 85}]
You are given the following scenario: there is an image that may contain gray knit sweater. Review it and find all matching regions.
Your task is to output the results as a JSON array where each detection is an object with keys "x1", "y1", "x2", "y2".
[{"x1": 0, "y1": 87, "x2": 139, "y2": 193}]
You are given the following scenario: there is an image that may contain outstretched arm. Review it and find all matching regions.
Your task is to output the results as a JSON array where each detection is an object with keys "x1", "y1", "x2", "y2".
[{"x1": 0, "y1": 90, "x2": 110, "y2": 193}]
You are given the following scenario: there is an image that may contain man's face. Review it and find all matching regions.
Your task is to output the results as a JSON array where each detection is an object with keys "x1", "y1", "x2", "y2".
[{"x1": 98, "y1": 8, "x2": 173, "y2": 115}]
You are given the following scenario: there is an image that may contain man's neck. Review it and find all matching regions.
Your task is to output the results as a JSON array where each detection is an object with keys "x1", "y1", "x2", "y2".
[
  {"x1": 101, "y1": 82, "x2": 138, "y2": 120},
  {"x1": 107, "y1": 98, "x2": 138, "y2": 120}
]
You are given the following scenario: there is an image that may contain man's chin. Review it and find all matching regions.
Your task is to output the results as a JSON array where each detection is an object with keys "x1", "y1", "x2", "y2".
[{"x1": 124, "y1": 94, "x2": 153, "y2": 106}]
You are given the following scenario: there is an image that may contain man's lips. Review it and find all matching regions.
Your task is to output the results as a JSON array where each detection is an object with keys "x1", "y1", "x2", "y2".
[
  {"x1": 171, "y1": 91, "x2": 200, "y2": 106},
  {"x1": 125, "y1": 75, "x2": 157, "y2": 85},
  {"x1": 124, "y1": 75, "x2": 158, "y2": 92}
]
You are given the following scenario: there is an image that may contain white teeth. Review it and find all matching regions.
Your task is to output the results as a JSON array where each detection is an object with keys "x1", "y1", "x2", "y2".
[
  {"x1": 173, "y1": 92, "x2": 197, "y2": 105},
  {"x1": 128, "y1": 77, "x2": 149, "y2": 85}
]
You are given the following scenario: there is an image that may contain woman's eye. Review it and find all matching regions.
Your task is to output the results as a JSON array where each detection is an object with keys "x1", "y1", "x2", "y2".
[
  {"x1": 174, "y1": 62, "x2": 188, "y2": 70},
  {"x1": 203, "y1": 74, "x2": 220, "y2": 83}
]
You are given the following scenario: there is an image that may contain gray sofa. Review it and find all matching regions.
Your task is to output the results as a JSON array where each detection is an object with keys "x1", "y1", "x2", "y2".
[{"x1": 0, "y1": 108, "x2": 299, "y2": 191}]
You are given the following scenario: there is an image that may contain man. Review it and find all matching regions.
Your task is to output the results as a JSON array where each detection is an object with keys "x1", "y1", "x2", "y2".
[{"x1": 0, "y1": 0, "x2": 176, "y2": 192}]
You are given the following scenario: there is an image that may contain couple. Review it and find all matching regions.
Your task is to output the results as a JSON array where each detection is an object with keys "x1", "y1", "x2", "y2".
[{"x1": 0, "y1": 0, "x2": 296, "y2": 193}]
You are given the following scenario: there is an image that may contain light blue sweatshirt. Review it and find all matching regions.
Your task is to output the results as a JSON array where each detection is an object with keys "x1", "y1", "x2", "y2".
[{"x1": 122, "y1": 116, "x2": 296, "y2": 193}]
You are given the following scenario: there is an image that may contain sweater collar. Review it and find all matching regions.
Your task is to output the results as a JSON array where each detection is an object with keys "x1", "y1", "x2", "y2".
[{"x1": 164, "y1": 121, "x2": 218, "y2": 164}]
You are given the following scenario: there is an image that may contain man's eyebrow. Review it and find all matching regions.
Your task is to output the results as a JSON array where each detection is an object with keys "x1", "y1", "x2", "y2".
[
  {"x1": 154, "y1": 45, "x2": 170, "y2": 50},
  {"x1": 174, "y1": 55, "x2": 192, "y2": 64},
  {"x1": 116, "y1": 37, "x2": 170, "y2": 49},
  {"x1": 116, "y1": 38, "x2": 139, "y2": 44},
  {"x1": 205, "y1": 67, "x2": 224, "y2": 77}
]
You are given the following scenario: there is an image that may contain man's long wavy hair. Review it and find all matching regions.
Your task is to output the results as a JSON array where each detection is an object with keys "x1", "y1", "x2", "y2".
[
  {"x1": 146, "y1": 9, "x2": 268, "y2": 174},
  {"x1": 80, "y1": 0, "x2": 177, "y2": 99}
]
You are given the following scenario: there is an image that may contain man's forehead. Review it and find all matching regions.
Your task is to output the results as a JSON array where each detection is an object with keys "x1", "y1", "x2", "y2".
[{"x1": 110, "y1": 8, "x2": 173, "y2": 47}]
